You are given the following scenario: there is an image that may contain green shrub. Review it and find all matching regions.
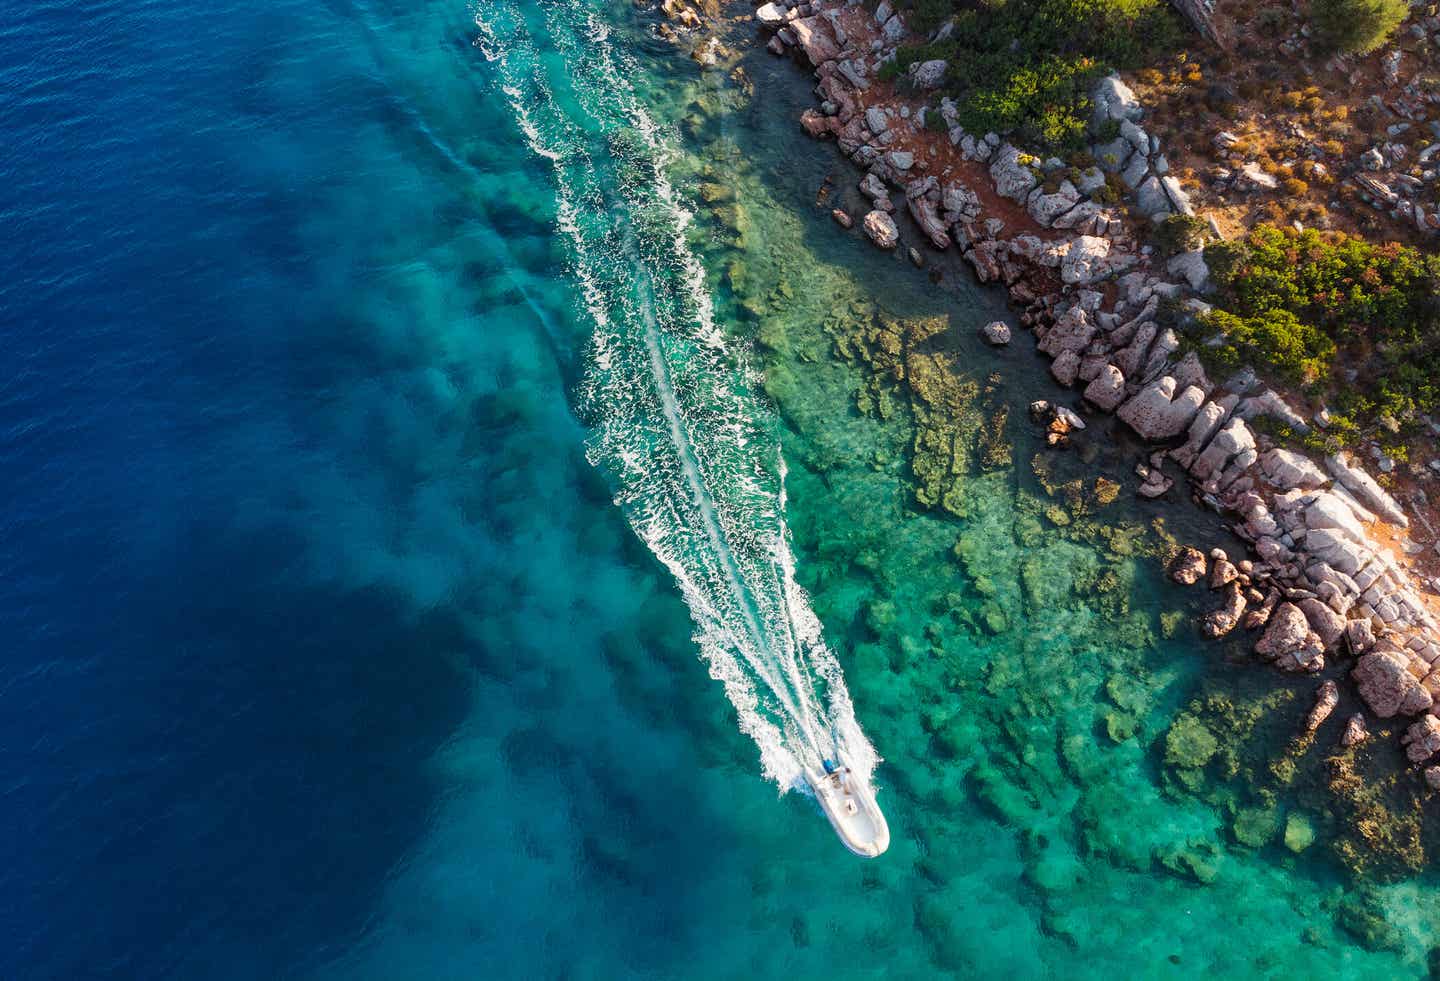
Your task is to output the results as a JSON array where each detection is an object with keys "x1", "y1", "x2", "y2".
[
  {"x1": 1204, "y1": 225, "x2": 1440, "y2": 433},
  {"x1": 1197, "y1": 309, "x2": 1335, "y2": 384},
  {"x1": 1152, "y1": 214, "x2": 1208, "y2": 256},
  {"x1": 1310, "y1": 0, "x2": 1408, "y2": 54},
  {"x1": 890, "y1": 0, "x2": 1182, "y2": 151}
]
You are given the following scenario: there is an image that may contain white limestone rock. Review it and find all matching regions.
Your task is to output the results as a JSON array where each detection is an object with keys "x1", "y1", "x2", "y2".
[
  {"x1": 1303, "y1": 526, "x2": 1371, "y2": 577},
  {"x1": 1160, "y1": 176, "x2": 1194, "y2": 216},
  {"x1": 1027, "y1": 181, "x2": 1080, "y2": 227},
  {"x1": 1037, "y1": 306, "x2": 1095, "y2": 357},
  {"x1": 1092, "y1": 74, "x2": 1143, "y2": 125},
  {"x1": 1167, "y1": 249, "x2": 1209, "y2": 291},
  {"x1": 989, "y1": 145, "x2": 1038, "y2": 203},
  {"x1": 910, "y1": 59, "x2": 947, "y2": 89},
  {"x1": 1135, "y1": 175, "x2": 1174, "y2": 217},
  {"x1": 1117, "y1": 376, "x2": 1206, "y2": 440},
  {"x1": 1304, "y1": 491, "x2": 1367, "y2": 543},
  {"x1": 1259, "y1": 448, "x2": 1329, "y2": 490},
  {"x1": 861, "y1": 209, "x2": 899, "y2": 248},
  {"x1": 1326, "y1": 451, "x2": 1409, "y2": 528},
  {"x1": 980, "y1": 320, "x2": 1011, "y2": 345},
  {"x1": 755, "y1": 2, "x2": 787, "y2": 27},
  {"x1": 1190, "y1": 417, "x2": 1254, "y2": 481},
  {"x1": 1060, "y1": 235, "x2": 1116, "y2": 285},
  {"x1": 1083, "y1": 364, "x2": 1126, "y2": 411}
]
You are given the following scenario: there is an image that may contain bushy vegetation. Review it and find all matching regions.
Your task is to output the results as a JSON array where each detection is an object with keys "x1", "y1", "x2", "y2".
[
  {"x1": 1310, "y1": 0, "x2": 1408, "y2": 55},
  {"x1": 1151, "y1": 213, "x2": 1208, "y2": 256},
  {"x1": 1200, "y1": 225, "x2": 1440, "y2": 434},
  {"x1": 883, "y1": 0, "x2": 1183, "y2": 151},
  {"x1": 1194, "y1": 308, "x2": 1336, "y2": 384}
]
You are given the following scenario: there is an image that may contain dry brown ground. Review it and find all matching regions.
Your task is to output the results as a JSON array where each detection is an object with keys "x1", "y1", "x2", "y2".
[{"x1": 1132, "y1": 3, "x2": 1439, "y2": 244}]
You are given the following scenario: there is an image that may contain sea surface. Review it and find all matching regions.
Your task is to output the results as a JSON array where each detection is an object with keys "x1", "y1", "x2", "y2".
[{"x1": 3, "y1": 0, "x2": 1438, "y2": 977}]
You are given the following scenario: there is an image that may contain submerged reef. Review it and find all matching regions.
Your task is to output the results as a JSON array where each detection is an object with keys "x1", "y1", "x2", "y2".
[
  {"x1": 668, "y1": 58, "x2": 1439, "y2": 956},
  {"x1": 825, "y1": 302, "x2": 1440, "y2": 894}
]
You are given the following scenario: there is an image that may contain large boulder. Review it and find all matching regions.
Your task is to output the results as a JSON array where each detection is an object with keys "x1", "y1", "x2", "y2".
[
  {"x1": 1302, "y1": 526, "x2": 1371, "y2": 577},
  {"x1": 1304, "y1": 491, "x2": 1367, "y2": 543},
  {"x1": 1254, "y1": 602, "x2": 1325, "y2": 673},
  {"x1": 1203, "y1": 581, "x2": 1248, "y2": 638},
  {"x1": 980, "y1": 320, "x2": 1011, "y2": 345},
  {"x1": 1121, "y1": 153, "x2": 1151, "y2": 191},
  {"x1": 1120, "y1": 118, "x2": 1150, "y2": 153},
  {"x1": 1027, "y1": 181, "x2": 1081, "y2": 227},
  {"x1": 1352, "y1": 650, "x2": 1434, "y2": 717},
  {"x1": 1341, "y1": 713, "x2": 1369, "y2": 747},
  {"x1": 1160, "y1": 176, "x2": 1194, "y2": 216},
  {"x1": 1167, "y1": 249, "x2": 1209, "y2": 291},
  {"x1": 1345, "y1": 618, "x2": 1376, "y2": 655},
  {"x1": 1404, "y1": 717, "x2": 1440, "y2": 764},
  {"x1": 1092, "y1": 74, "x2": 1143, "y2": 125},
  {"x1": 1083, "y1": 364, "x2": 1126, "y2": 411},
  {"x1": 887, "y1": 150, "x2": 915, "y2": 172},
  {"x1": 1171, "y1": 396, "x2": 1232, "y2": 468},
  {"x1": 1303, "y1": 680, "x2": 1340, "y2": 732},
  {"x1": 1259, "y1": 448, "x2": 1329, "y2": 490},
  {"x1": 862, "y1": 210, "x2": 899, "y2": 248},
  {"x1": 1093, "y1": 137, "x2": 1133, "y2": 173},
  {"x1": 1135, "y1": 175, "x2": 1174, "y2": 218},
  {"x1": 1190, "y1": 417, "x2": 1255, "y2": 482},
  {"x1": 859, "y1": 172, "x2": 893, "y2": 211},
  {"x1": 1037, "y1": 306, "x2": 1095, "y2": 357},
  {"x1": 1060, "y1": 235, "x2": 1112, "y2": 285},
  {"x1": 800, "y1": 109, "x2": 836, "y2": 138},
  {"x1": 1326, "y1": 452, "x2": 1409, "y2": 528},
  {"x1": 1297, "y1": 597, "x2": 1345, "y2": 648},
  {"x1": 942, "y1": 183, "x2": 981, "y2": 220},
  {"x1": 1236, "y1": 389, "x2": 1310, "y2": 433},
  {"x1": 905, "y1": 178, "x2": 951, "y2": 249},
  {"x1": 1170, "y1": 547, "x2": 1207, "y2": 585},
  {"x1": 989, "y1": 145, "x2": 1038, "y2": 202},
  {"x1": 910, "y1": 59, "x2": 948, "y2": 89},
  {"x1": 1050, "y1": 350, "x2": 1081, "y2": 386},
  {"x1": 1118, "y1": 376, "x2": 1206, "y2": 440},
  {"x1": 789, "y1": 17, "x2": 841, "y2": 66},
  {"x1": 755, "y1": 2, "x2": 787, "y2": 27}
]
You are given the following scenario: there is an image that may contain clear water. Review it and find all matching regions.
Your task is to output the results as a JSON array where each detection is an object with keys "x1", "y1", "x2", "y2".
[{"x1": 3, "y1": 0, "x2": 1438, "y2": 977}]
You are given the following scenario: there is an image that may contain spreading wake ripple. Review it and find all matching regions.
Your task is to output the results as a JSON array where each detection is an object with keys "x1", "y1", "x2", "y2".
[{"x1": 471, "y1": 0, "x2": 876, "y2": 791}]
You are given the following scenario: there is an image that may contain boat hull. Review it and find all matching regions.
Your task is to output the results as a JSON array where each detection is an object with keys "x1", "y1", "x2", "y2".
[{"x1": 805, "y1": 765, "x2": 890, "y2": 858}]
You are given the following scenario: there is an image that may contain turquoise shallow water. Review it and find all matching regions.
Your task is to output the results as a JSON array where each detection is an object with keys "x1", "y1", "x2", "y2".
[
  {"x1": 6, "y1": 0, "x2": 1440, "y2": 974},
  {"x1": 312, "y1": 2, "x2": 1440, "y2": 975}
]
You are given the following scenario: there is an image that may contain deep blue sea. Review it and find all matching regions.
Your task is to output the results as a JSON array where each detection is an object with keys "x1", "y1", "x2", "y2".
[{"x1": 6, "y1": 0, "x2": 1440, "y2": 976}]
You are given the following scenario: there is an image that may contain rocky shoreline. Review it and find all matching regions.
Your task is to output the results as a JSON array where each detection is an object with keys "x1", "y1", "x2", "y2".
[{"x1": 661, "y1": 0, "x2": 1440, "y2": 811}]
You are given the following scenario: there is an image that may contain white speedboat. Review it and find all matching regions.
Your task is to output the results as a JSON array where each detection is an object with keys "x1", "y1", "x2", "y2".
[{"x1": 805, "y1": 758, "x2": 890, "y2": 858}]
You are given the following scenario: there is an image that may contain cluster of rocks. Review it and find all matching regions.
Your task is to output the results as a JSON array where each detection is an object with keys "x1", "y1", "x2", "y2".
[
  {"x1": 1204, "y1": 35, "x2": 1440, "y2": 235},
  {"x1": 1029, "y1": 399, "x2": 1086, "y2": 449},
  {"x1": 1351, "y1": 129, "x2": 1440, "y2": 234},
  {"x1": 1090, "y1": 77, "x2": 1195, "y2": 225},
  {"x1": 1336, "y1": 42, "x2": 1440, "y2": 234},
  {"x1": 753, "y1": 0, "x2": 1440, "y2": 776}
]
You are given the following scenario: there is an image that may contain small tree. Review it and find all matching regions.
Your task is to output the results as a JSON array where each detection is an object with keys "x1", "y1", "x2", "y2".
[{"x1": 1310, "y1": 0, "x2": 1407, "y2": 55}]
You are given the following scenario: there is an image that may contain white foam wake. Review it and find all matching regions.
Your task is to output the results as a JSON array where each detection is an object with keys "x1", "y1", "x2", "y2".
[{"x1": 472, "y1": 0, "x2": 877, "y2": 792}]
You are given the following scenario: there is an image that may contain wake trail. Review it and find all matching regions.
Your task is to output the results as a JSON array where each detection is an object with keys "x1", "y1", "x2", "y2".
[{"x1": 471, "y1": 0, "x2": 877, "y2": 792}]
